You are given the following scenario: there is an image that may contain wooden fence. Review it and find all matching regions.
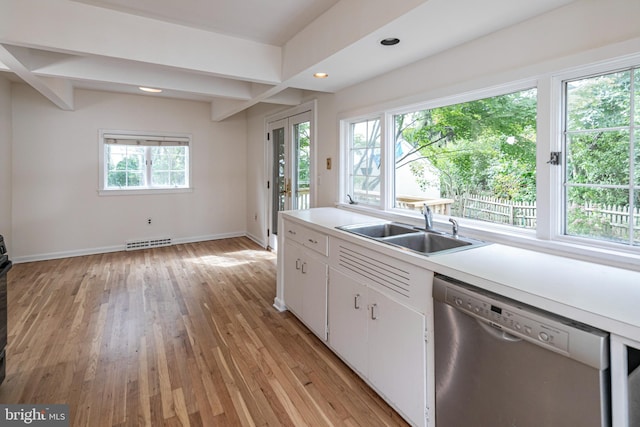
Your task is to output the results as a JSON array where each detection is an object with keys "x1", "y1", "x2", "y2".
[
  {"x1": 453, "y1": 195, "x2": 537, "y2": 228},
  {"x1": 454, "y1": 195, "x2": 639, "y2": 243},
  {"x1": 579, "y1": 201, "x2": 640, "y2": 243}
]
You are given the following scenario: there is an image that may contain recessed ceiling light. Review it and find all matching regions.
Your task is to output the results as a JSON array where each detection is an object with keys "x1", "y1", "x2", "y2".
[
  {"x1": 139, "y1": 86, "x2": 162, "y2": 93},
  {"x1": 313, "y1": 72, "x2": 329, "y2": 79},
  {"x1": 380, "y1": 37, "x2": 400, "y2": 46}
]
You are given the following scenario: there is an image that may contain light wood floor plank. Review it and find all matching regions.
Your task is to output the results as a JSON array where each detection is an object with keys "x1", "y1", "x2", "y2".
[{"x1": 0, "y1": 237, "x2": 409, "y2": 426}]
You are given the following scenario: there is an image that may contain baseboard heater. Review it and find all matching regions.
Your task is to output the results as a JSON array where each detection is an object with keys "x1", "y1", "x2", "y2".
[{"x1": 125, "y1": 237, "x2": 172, "y2": 251}]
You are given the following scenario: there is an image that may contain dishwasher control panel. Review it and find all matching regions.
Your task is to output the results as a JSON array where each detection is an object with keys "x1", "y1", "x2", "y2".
[{"x1": 444, "y1": 286, "x2": 570, "y2": 354}]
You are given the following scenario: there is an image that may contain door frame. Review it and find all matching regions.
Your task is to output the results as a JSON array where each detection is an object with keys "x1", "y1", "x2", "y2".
[{"x1": 265, "y1": 100, "x2": 317, "y2": 251}]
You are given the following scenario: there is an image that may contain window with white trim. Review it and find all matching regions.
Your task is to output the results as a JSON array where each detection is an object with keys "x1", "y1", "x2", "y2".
[
  {"x1": 562, "y1": 67, "x2": 639, "y2": 246},
  {"x1": 347, "y1": 117, "x2": 382, "y2": 206},
  {"x1": 392, "y1": 89, "x2": 537, "y2": 228},
  {"x1": 100, "y1": 132, "x2": 190, "y2": 192},
  {"x1": 344, "y1": 86, "x2": 537, "y2": 230},
  {"x1": 342, "y1": 55, "x2": 640, "y2": 260}
]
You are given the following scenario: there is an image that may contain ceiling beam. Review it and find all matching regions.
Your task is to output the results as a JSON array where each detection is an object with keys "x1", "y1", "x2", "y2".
[
  {"x1": 32, "y1": 54, "x2": 256, "y2": 100},
  {"x1": 0, "y1": 0, "x2": 282, "y2": 84},
  {"x1": 211, "y1": 84, "x2": 293, "y2": 121},
  {"x1": 0, "y1": 44, "x2": 74, "y2": 110},
  {"x1": 282, "y1": 0, "x2": 426, "y2": 81},
  {"x1": 262, "y1": 88, "x2": 304, "y2": 106}
]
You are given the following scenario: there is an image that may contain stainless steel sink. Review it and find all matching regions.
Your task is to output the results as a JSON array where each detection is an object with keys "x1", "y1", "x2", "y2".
[
  {"x1": 337, "y1": 222, "x2": 420, "y2": 238},
  {"x1": 337, "y1": 222, "x2": 487, "y2": 255},
  {"x1": 381, "y1": 232, "x2": 480, "y2": 254}
]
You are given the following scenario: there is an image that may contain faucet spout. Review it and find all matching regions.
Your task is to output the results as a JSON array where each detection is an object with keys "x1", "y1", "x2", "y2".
[
  {"x1": 422, "y1": 204, "x2": 433, "y2": 231},
  {"x1": 449, "y1": 218, "x2": 459, "y2": 237}
]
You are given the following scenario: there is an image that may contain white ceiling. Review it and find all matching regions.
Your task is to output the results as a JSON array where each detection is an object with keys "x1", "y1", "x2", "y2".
[
  {"x1": 0, "y1": 0, "x2": 575, "y2": 121},
  {"x1": 71, "y1": 0, "x2": 341, "y2": 46}
]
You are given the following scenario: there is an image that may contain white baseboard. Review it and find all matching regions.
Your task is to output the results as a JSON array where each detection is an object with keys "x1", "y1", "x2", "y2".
[
  {"x1": 12, "y1": 245, "x2": 124, "y2": 264},
  {"x1": 11, "y1": 231, "x2": 249, "y2": 264},
  {"x1": 245, "y1": 232, "x2": 267, "y2": 249},
  {"x1": 272, "y1": 297, "x2": 287, "y2": 312}
]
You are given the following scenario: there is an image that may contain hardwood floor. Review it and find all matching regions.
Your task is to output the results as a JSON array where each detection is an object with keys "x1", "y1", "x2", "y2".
[{"x1": 0, "y1": 237, "x2": 409, "y2": 426}]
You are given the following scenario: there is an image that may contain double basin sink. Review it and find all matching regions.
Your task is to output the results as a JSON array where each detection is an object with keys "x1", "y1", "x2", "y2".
[{"x1": 337, "y1": 222, "x2": 487, "y2": 256}]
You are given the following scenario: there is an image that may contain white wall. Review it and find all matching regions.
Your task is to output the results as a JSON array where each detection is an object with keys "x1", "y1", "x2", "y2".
[
  {"x1": 11, "y1": 85, "x2": 247, "y2": 261},
  {"x1": 292, "y1": 0, "x2": 640, "y2": 206},
  {"x1": 245, "y1": 103, "x2": 280, "y2": 245},
  {"x1": 0, "y1": 76, "x2": 11, "y2": 251}
]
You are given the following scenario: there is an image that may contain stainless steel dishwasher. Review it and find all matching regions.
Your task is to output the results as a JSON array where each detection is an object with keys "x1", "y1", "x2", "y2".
[{"x1": 433, "y1": 274, "x2": 610, "y2": 427}]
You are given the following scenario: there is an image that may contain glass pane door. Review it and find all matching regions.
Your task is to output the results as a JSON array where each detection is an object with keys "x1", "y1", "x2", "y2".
[
  {"x1": 269, "y1": 119, "x2": 288, "y2": 249},
  {"x1": 292, "y1": 113, "x2": 311, "y2": 210},
  {"x1": 267, "y1": 110, "x2": 313, "y2": 250}
]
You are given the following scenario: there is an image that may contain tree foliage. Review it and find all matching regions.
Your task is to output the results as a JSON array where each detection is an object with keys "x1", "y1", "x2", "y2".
[
  {"x1": 565, "y1": 70, "x2": 633, "y2": 207},
  {"x1": 396, "y1": 89, "x2": 537, "y2": 202},
  {"x1": 108, "y1": 155, "x2": 142, "y2": 187}
]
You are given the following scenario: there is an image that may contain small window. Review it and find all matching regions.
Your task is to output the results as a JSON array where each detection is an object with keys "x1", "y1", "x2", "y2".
[
  {"x1": 348, "y1": 118, "x2": 382, "y2": 206},
  {"x1": 100, "y1": 132, "x2": 191, "y2": 193},
  {"x1": 563, "y1": 68, "x2": 639, "y2": 246}
]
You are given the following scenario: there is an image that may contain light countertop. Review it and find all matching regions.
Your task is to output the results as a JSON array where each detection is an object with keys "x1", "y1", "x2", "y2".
[{"x1": 281, "y1": 207, "x2": 640, "y2": 342}]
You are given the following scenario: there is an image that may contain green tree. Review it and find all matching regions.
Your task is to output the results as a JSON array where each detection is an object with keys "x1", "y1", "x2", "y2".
[
  {"x1": 395, "y1": 89, "x2": 537, "y2": 203},
  {"x1": 563, "y1": 69, "x2": 634, "y2": 242},
  {"x1": 296, "y1": 122, "x2": 310, "y2": 188},
  {"x1": 108, "y1": 155, "x2": 142, "y2": 187},
  {"x1": 565, "y1": 70, "x2": 631, "y2": 207}
]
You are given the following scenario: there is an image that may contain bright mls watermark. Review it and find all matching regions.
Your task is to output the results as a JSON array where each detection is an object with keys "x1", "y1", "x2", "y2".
[{"x1": 0, "y1": 405, "x2": 69, "y2": 426}]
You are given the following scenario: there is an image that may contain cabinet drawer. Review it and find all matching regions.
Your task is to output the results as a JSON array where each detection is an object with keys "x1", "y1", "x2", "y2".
[{"x1": 284, "y1": 222, "x2": 328, "y2": 256}]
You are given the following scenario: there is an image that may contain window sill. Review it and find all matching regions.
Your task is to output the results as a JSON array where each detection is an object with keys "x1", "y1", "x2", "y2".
[
  {"x1": 335, "y1": 202, "x2": 640, "y2": 273},
  {"x1": 98, "y1": 188, "x2": 193, "y2": 196}
]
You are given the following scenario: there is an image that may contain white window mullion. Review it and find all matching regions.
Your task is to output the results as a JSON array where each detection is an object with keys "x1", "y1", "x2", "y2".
[
  {"x1": 536, "y1": 76, "x2": 557, "y2": 241},
  {"x1": 145, "y1": 146, "x2": 152, "y2": 188},
  {"x1": 629, "y1": 68, "x2": 636, "y2": 245},
  {"x1": 380, "y1": 113, "x2": 391, "y2": 210}
]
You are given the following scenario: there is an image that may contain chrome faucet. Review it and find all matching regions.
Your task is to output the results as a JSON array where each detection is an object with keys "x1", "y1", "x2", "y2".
[
  {"x1": 422, "y1": 204, "x2": 433, "y2": 231},
  {"x1": 449, "y1": 218, "x2": 459, "y2": 237}
]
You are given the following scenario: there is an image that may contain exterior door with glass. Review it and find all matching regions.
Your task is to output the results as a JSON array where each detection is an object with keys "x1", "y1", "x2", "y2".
[{"x1": 268, "y1": 110, "x2": 312, "y2": 250}]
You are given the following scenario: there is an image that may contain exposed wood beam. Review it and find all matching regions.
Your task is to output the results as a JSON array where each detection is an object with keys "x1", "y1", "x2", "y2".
[{"x1": 0, "y1": 44, "x2": 74, "y2": 110}]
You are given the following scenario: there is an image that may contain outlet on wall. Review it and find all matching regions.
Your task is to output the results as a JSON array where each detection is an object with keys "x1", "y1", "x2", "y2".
[{"x1": 147, "y1": 218, "x2": 152, "y2": 225}]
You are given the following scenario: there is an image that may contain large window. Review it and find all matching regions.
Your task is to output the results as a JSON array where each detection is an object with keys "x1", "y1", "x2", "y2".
[
  {"x1": 100, "y1": 132, "x2": 190, "y2": 193},
  {"x1": 344, "y1": 88, "x2": 537, "y2": 229},
  {"x1": 342, "y1": 56, "x2": 640, "y2": 258},
  {"x1": 563, "y1": 68, "x2": 639, "y2": 246},
  {"x1": 393, "y1": 89, "x2": 537, "y2": 228}
]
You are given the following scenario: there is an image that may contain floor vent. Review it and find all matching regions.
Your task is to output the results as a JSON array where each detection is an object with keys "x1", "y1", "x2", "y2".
[{"x1": 125, "y1": 237, "x2": 172, "y2": 251}]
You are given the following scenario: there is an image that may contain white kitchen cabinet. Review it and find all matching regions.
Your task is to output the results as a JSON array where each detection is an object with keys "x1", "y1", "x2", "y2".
[
  {"x1": 278, "y1": 216, "x2": 432, "y2": 427},
  {"x1": 281, "y1": 220, "x2": 328, "y2": 341},
  {"x1": 327, "y1": 268, "x2": 368, "y2": 376},
  {"x1": 283, "y1": 241, "x2": 304, "y2": 315},
  {"x1": 368, "y1": 286, "x2": 426, "y2": 427},
  {"x1": 328, "y1": 267, "x2": 427, "y2": 427}
]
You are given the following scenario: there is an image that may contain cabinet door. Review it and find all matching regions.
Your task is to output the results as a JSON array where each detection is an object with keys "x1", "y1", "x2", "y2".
[
  {"x1": 283, "y1": 241, "x2": 303, "y2": 316},
  {"x1": 328, "y1": 268, "x2": 368, "y2": 376},
  {"x1": 301, "y1": 254, "x2": 328, "y2": 340},
  {"x1": 368, "y1": 288, "x2": 426, "y2": 427}
]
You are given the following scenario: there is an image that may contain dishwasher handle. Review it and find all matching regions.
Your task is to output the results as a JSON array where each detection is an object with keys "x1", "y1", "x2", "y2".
[{"x1": 476, "y1": 318, "x2": 522, "y2": 343}]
